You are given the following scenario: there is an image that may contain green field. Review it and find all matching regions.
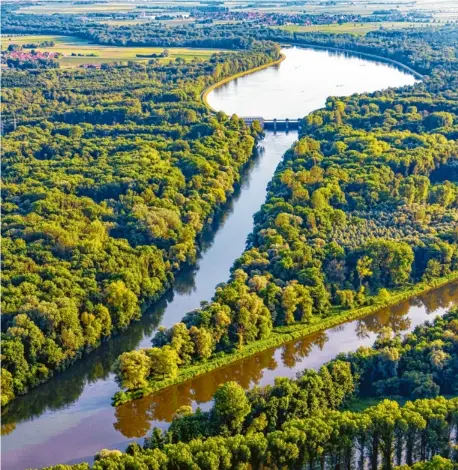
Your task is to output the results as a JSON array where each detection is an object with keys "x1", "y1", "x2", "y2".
[
  {"x1": 251, "y1": 0, "x2": 457, "y2": 21},
  {"x1": 17, "y1": 3, "x2": 136, "y2": 15},
  {"x1": 16, "y1": 1, "x2": 201, "y2": 15},
  {"x1": 278, "y1": 22, "x2": 433, "y2": 35},
  {"x1": 98, "y1": 19, "x2": 155, "y2": 26},
  {"x1": 99, "y1": 17, "x2": 194, "y2": 27},
  {"x1": 1, "y1": 35, "x2": 88, "y2": 48},
  {"x1": 1, "y1": 35, "x2": 222, "y2": 67}
]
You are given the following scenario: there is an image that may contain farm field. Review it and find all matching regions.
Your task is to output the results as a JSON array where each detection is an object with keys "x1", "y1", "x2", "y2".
[
  {"x1": 98, "y1": 19, "x2": 155, "y2": 26},
  {"x1": 2, "y1": 2, "x2": 458, "y2": 468},
  {"x1": 16, "y1": 1, "x2": 202, "y2": 15},
  {"x1": 1, "y1": 34, "x2": 88, "y2": 48},
  {"x1": 1, "y1": 35, "x2": 222, "y2": 66},
  {"x1": 16, "y1": 2, "x2": 137, "y2": 15},
  {"x1": 100, "y1": 16, "x2": 194, "y2": 26},
  {"x1": 279, "y1": 21, "x2": 434, "y2": 35}
]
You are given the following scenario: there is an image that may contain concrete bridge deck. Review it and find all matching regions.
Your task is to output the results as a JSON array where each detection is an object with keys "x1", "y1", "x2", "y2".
[{"x1": 241, "y1": 116, "x2": 301, "y2": 131}]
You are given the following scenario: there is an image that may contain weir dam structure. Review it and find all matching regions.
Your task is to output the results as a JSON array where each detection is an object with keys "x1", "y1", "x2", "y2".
[{"x1": 241, "y1": 116, "x2": 301, "y2": 131}]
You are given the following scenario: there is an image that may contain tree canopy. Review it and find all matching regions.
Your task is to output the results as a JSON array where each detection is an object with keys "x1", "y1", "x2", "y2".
[{"x1": 1, "y1": 42, "x2": 280, "y2": 406}]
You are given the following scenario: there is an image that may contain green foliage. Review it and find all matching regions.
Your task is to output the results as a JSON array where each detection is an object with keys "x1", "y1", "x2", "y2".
[
  {"x1": 110, "y1": 309, "x2": 458, "y2": 469},
  {"x1": 213, "y1": 381, "x2": 251, "y2": 435},
  {"x1": 340, "y1": 308, "x2": 458, "y2": 399},
  {"x1": 396, "y1": 456, "x2": 458, "y2": 470},
  {"x1": 115, "y1": 26, "x2": 458, "y2": 393},
  {"x1": 148, "y1": 346, "x2": 179, "y2": 380},
  {"x1": 1, "y1": 45, "x2": 279, "y2": 405},
  {"x1": 115, "y1": 350, "x2": 151, "y2": 390}
]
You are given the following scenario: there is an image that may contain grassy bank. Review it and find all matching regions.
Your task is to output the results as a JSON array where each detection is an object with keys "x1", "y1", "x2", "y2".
[
  {"x1": 113, "y1": 272, "x2": 458, "y2": 405},
  {"x1": 201, "y1": 53, "x2": 286, "y2": 113}
]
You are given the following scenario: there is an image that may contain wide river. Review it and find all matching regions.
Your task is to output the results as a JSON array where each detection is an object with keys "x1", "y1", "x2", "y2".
[{"x1": 3, "y1": 47, "x2": 457, "y2": 470}]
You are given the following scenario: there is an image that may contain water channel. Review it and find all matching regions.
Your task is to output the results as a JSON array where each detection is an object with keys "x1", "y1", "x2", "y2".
[{"x1": 4, "y1": 46, "x2": 455, "y2": 470}]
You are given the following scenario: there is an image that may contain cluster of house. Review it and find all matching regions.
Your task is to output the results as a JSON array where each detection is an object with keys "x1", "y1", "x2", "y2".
[
  {"x1": 3, "y1": 50, "x2": 59, "y2": 61},
  {"x1": 192, "y1": 10, "x2": 365, "y2": 26}
]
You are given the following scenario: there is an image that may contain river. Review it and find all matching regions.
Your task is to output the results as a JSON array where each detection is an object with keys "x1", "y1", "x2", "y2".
[{"x1": 3, "y1": 46, "x2": 456, "y2": 470}]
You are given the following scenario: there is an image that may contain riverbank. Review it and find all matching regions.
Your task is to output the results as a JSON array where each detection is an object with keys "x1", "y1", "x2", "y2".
[
  {"x1": 201, "y1": 53, "x2": 286, "y2": 113},
  {"x1": 113, "y1": 271, "x2": 458, "y2": 405}
]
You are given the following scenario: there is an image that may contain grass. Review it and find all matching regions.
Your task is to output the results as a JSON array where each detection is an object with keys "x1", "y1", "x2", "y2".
[
  {"x1": 1, "y1": 35, "x2": 88, "y2": 48},
  {"x1": 112, "y1": 271, "x2": 458, "y2": 406},
  {"x1": 99, "y1": 18, "x2": 195, "y2": 27},
  {"x1": 345, "y1": 396, "x2": 408, "y2": 412},
  {"x1": 98, "y1": 19, "x2": 155, "y2": 26},
  {"x1": 160, "y1": 18, "x2": 197, "y2": 26},
  {"x1": 1, "y1": 35, "x2": 221, "y2": 67},
  {"x1": 256, "y1": 0, "x2": 457, "y2": 19},
  {"x1": 11, "y1": 0, "x2": 458, "y2": 22},
  {"x1": 278, "y1": 22, "x2": 432, "y2": 35},
  {"x1": 346, "y1": 393, "x2": 458, "y2": 412}
]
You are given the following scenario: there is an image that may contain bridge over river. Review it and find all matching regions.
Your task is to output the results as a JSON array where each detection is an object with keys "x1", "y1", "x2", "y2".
[{"x1": 241, "y1": 116, "x2": 301, "y2": 131}]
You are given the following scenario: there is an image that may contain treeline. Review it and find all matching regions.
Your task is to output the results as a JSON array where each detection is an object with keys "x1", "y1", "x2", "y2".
[
  {"x1": 5, "y1": 57, "x2": 59, "y2": 70},
  {"x1": 398, "y1": 458, "x2": 458, "y2": 469},
  {"x1": 4, "y1": 284, "x2": 457, "y2": 438},
  {"x1": 115, "y1": 309, "x2": 458, "y2": 436},
  {"x1": 114, "y1": 26, "x2": 458, "y2": 394},
  {"x1": 1, "y1": 43, "x2": 281, "y2": 406},
  {"x1": 44, "y1": 309, "x2": 458, "y2": 469},
  {"x1": 1, "y1": 5, "x2": 455, "y2": 66}
]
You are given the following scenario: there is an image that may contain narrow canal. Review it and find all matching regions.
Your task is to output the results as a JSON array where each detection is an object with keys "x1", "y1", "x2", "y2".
[{"x1": 3, "y1": 46, "x2": 448, "y2": 470}]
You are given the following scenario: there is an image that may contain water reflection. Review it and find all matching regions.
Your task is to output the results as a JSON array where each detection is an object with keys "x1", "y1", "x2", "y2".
[
  {"x1": 112, "y1": 282, "x2": 458, "y2": 438},
  {"x1": 206, "y1": 46, "x2": 418, "y2": 119},
  {"x1": 0, "y1": 147, "x2": 270, "y2": 436}
]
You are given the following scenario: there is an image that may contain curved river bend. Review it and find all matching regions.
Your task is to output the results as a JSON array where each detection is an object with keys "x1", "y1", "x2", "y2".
[{"x1": 3, "y1": 46, "x2": 456, "y2": 470}]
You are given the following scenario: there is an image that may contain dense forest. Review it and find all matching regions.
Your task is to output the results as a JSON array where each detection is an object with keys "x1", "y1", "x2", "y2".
[
  {"x1": 2, "y1": 3, "x2": 457, "y2": 410},
  {"x1": 2, "y1": 7, "x2": 458, "y2": 468},
  {"x1": 45, "y1": 395, "x2": 458, "y2": 470},
  {"x1": 114, "y1": 26, "x2": 458, "y2": 397},
  {"x1": 1, "y1": 42, "x2": 281, "y2": 406},
  {"x1": 44, "y1": 308, "x2": 458, "y2": 469}
]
